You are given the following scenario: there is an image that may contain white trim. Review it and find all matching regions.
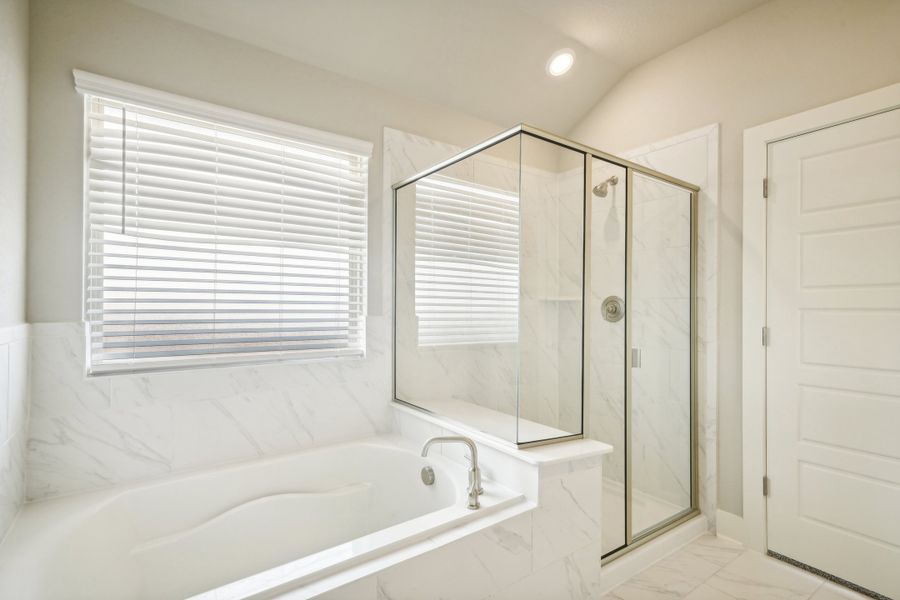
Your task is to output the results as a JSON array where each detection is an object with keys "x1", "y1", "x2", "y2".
[
  {"x1": 620, "y1": 122, "x2": 719, "y2": 163},
  {"x1": 72, "y1": 69, "x2": 373, "y2": 157},
  {"x1": 741, "y1": 82, "x2": 900, "y2": 552},
  {"x1": 715, "y1": 509, "x2": 746, "y2": 545},
  {"x1": 0, "y1": 323, "x2": 29, "y2": 346}
]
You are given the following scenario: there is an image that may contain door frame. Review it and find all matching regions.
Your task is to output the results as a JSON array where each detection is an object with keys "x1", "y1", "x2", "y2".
[{"x1": 741, "y1": 82, "x2": 900, "y2": 553}]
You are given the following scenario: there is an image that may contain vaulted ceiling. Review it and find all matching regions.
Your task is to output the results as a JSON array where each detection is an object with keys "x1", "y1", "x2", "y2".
[{"x1": 126, "y1": 0, "x2": 768, "y2": 132}]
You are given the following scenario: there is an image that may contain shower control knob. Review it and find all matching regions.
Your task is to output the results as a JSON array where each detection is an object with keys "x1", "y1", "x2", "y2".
[{"x1": 601, "y1": 296, "x2": 625, "y2": 322}]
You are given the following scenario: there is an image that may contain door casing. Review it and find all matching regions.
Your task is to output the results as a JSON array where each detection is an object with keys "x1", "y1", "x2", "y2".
[{"x1": 740, "y1": 81, "x2": 900, "y2": 552}]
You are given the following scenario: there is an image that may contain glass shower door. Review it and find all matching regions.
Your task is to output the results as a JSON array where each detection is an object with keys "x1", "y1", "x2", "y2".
[
  {"x1": 593, "y1": 162, "x2": 696, "y2": 560},
  {"x1": 629, "y1": 172, "x2": 694, "y2": 538}
]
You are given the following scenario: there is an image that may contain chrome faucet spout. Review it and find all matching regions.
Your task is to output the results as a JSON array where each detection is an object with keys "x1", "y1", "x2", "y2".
[{"x1": 420, "y1": 436, "x2": 483, "y2": 510}]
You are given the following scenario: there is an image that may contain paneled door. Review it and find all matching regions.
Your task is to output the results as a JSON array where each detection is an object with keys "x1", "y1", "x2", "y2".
[{"x1": 766, "y1": 107, "x2": 900, "y2": 599}]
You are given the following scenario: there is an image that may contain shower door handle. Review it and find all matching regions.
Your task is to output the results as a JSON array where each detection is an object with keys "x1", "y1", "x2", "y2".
[{"x1": 631, "y1": 348, "x2": 642, "y2": 368}]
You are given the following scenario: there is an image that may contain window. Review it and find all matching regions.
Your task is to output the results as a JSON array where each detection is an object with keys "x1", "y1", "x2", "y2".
[
  {"x1": 414, "y1": 175, "x2": 519, "y2": 346},
  {"x1": 78, "y1": 72, "x2": 370, "y2": 374}
]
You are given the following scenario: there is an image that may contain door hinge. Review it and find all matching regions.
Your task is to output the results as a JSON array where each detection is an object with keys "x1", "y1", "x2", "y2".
[
  {"x1": 763, "y1": 476, "x2": 770, "y2": 496},
  {"x1": 763, "y1": 177, "x2": 769, "y2": 199},
  {"x1": 762, "y1": 326, "x2": 769, "y2": 347}
]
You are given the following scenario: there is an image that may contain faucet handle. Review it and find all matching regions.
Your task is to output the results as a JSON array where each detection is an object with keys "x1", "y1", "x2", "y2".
[{"x1": 469, "y1": 465, "x2": 484, "y2": 495}]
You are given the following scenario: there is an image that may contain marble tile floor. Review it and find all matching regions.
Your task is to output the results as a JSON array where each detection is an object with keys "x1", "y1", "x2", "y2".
[{"x1": 601, "y1": 534, "x2": 871, "y2": 600}]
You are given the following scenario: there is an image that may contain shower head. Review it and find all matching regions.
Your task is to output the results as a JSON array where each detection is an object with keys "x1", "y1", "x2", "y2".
[{"x1": 592, "y1": 175, "x2": 619, "y2": 198}]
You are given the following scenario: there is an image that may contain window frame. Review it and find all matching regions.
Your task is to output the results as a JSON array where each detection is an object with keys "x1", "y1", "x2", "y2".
[{"x1": 75, "y1": 70, "x2": 373, "y2": 376}]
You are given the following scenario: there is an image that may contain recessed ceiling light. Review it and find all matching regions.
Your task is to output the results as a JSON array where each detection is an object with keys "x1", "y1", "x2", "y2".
[{"x1": 547, "y1": 49, "x2": 575, "y2": 77}]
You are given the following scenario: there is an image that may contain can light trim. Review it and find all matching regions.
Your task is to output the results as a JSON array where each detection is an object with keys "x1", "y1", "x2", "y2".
[{"x1": 546, "y1": 49, "x2": 575, "y2": 76}]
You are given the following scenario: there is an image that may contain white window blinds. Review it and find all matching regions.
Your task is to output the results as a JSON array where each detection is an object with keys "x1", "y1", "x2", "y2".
[
  {"x1": 83, "y1": 90, "x2": 369, "y2": 373},
  {"x1": 414, "y1": 175, "x2": 519, "y2": 346}
]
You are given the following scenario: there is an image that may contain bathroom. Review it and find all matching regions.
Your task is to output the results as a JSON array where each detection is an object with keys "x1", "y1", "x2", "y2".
[{"x1": 0, "y1": 0, "x2": 898, "y2": 598}]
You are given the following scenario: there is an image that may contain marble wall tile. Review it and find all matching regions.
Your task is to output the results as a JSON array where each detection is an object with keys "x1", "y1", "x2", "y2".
[
  {"x1": 30, "y1": 327, "x2": 110, "y2": 419},
  {"x1": 109, "y1": 367, "x2": 245, "y2": 410},
  {"x1": 26, "y1": 318, "x2": 392, "y2": 499},
  {"x1": 488, "y1": 540, "x2": 605, "y2": 600},
  {"x1": 27, "y1": 403, "x2": 174, "y2": 499},
  {"x1": 376, "y1": 512, "x2": 533, "y2": 600},
  {"x1": 532, "y1": 466, "x2": 603, "y2": 570},
  {"x1": 168, "y1": 382, "x2": 384, "y2": 473},
  {"x1": 170, "y1": 398, "x2": 263, "y2": 471},
  {"x1": 391, "y1": 406, "x2": 444, "y2": 445}
]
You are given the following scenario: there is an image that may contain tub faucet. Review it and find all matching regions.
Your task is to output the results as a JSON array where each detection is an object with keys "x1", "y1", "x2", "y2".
[{"x1": 421, "y1": 436, "x2": 483, "y2": 510}]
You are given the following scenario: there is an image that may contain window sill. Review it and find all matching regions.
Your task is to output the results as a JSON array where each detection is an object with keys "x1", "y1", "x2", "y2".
[{"x1": 85, "y1": 349, "x2": 368, "y2": 378}]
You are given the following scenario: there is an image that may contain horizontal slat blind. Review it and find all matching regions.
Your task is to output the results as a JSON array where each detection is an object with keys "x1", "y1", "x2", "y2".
[
  {"x1": 85, "y1": 95, "x2": 368, "y2": 372},
  {"x1": 415, "y1": 176, "x2": 519, "y2": 346}
]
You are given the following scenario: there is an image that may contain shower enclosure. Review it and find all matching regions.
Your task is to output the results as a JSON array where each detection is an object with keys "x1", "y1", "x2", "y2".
[{"x1": 392, "y1": 124, "x2": 699, "y2": 559}]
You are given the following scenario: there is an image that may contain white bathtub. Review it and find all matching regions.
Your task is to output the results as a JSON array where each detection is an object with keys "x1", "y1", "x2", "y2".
[{"x1": 0, "y1": 436, "x2": 522, "y2": 599}]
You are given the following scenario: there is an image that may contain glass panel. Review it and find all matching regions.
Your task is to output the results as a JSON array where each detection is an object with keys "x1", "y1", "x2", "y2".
[
  {"x1": 394, "y1": 132, "x2": 585, "y2": 446},
  {"x1": 589, "y1": 157, "x2": 627, "y2": 555},
  {"x1": 630, "y1": 172, "x2": 693, "y2": 536},
  {"x1": 394, "y1": 136, "x2": 522, "y2": 444},
  {"x1": 516, "y1": 134, "x2": 585, "y2": 444}
]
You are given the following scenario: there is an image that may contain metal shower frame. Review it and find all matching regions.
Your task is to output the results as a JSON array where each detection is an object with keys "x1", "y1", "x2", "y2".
[{"x1": 391, "y1": 123, "x2": 701, "y2": 561}]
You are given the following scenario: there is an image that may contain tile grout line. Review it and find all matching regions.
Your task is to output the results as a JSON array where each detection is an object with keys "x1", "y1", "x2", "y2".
[{"x1": 686, "y1": 542, "x2": 747, "y2": 599}]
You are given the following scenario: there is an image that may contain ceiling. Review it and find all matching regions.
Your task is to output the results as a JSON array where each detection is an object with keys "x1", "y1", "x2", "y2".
[{"x1": 126, "y1": 0, "x2": 768, "y2": 132}]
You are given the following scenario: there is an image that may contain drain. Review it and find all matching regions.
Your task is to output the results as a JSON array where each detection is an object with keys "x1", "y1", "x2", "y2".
[{"x1": 421, "y1": 466, "x2": 435, "y2": 486}]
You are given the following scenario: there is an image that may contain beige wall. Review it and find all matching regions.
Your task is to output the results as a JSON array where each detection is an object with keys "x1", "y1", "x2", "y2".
[
  {"x1": 27, "y1": 0, "x2": 501, "y2": 323},
  {"x1": 569, "y1": 0, "x2": 900, "y2": 515},
  {"x1": 0, "y1": 0, "x2": 29, "y2": 328}
]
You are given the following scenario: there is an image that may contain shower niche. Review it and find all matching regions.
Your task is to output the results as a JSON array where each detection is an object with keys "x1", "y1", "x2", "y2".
[{"x1": 393, "y1": 124, "x2": 699, "y2": 559}]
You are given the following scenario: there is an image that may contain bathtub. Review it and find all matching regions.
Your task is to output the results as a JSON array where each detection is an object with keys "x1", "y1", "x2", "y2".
[{"x1": 0, "y1": 436, "x2": 523, "y2": 599}]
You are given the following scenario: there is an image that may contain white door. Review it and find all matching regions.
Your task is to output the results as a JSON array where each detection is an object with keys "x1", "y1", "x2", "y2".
[{"x1": 766, "y1": 106, "x2": 900, "y2": 599}]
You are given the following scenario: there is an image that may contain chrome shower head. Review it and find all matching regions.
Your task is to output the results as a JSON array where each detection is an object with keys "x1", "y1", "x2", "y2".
[{"x1": 592, "y1": 175, "x2": 619, "y2": 197}]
